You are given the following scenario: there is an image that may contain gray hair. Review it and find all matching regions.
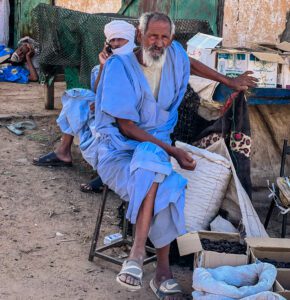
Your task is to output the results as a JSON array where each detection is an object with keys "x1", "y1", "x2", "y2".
[{"x1": 139, "y1": 12, "x2": 175, "y2": 37}]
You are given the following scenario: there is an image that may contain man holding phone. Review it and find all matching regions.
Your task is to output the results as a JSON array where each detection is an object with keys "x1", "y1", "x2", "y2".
[{"x1": 33, "y1": 21, "x2": 136, "y2": 194}]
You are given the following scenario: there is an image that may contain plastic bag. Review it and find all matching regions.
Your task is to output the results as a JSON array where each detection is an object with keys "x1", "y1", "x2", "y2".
[{"x1": 210, "y1": 215, "x2": 238, "y2": 233}]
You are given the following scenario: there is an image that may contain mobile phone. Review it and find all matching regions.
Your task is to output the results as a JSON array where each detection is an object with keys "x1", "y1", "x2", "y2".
[{"x1": 105, "y1": 43, "x2": 112, "y2": 54}]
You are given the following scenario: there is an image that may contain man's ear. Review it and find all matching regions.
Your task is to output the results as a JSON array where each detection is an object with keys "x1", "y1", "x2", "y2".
[{"x1": 136, "y1": 28, "x2": 142, "y2": 45}]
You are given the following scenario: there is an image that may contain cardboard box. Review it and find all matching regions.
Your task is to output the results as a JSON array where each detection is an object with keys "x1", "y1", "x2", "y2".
[
  {"x1": 216, "y1": 49, "x2": 248, "y2": 77},
  {"x1": 281, "y1": 55, "x2": 290, "y2": 89},
  {"x1": 216, "y1": 48, "x2": 284, "y2": 88},
  {"x1": 274, "y1": 270, "x2": 290, "y2": 300},
  {"x1": 248, "y1": 52, "x2": 284, "y2": 88},
  {"x1": 246, "y1": 237, "x2": 290, "y2": 270},
  {"x1": 258, "y1": 41, "x2": 290, "y2": 53},
  {"x1": 247, "y1": 238, "x2": 290, "y2": 299},
  {"x1": 187, "y1": 33, "x2": 222, "y2": 70},
  {"x1": 177, "y1": 231, "x2": 248, "y2": 269}
]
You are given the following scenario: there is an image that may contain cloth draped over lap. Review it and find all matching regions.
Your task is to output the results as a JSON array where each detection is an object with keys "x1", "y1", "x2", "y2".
[{"x1": 92, "y1": 41, "x2": 190, "y2": 248}]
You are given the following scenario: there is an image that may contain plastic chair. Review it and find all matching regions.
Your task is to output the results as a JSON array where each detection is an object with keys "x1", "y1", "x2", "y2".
[
  {"x1": 264, "y1": 140, "x2": 290, "y2": 238},
  {"x1": 88, "y1": 185, "x2": 156, "y2": 265}
]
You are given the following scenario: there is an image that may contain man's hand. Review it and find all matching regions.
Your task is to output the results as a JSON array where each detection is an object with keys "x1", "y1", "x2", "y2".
[
  {"x1": 99, "y1": 43, "x2": 112, "y2": 66},
  {"x1": 89, "y1": 102, "x2": 95, "y2": 111},
  {"x1": 94, "y1": 43, "x2": 113, "y2": 92},
  {"x1": 25, "y1": 44, "x2": 35, "y2": 61},
  {"x1": 189, "y1": 58, "x2": 258, "y2": 92},
  {"x1": 225, "y1": 71, "x2": 258, "y2": 91},
  {"x1": 172, "y1": 147, "x2": 196, "y2": 171}
]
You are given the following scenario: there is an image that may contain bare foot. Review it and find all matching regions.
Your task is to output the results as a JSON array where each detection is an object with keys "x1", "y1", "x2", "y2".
[{"x1": 54, "y1": 150, "x2": 72, "y2": 163}]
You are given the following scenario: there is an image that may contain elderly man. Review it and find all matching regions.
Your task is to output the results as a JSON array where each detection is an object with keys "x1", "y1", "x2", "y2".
[
  {"x1": 33, "y1": 20, "x2": 136, "y2": 192},
  {"x1": 94, "y1": 12, "x2": 256, "y2": 299}
]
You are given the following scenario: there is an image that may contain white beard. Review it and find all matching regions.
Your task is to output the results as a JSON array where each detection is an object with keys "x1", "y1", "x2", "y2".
[{"x1": 142, "y1": 47, "x2": 167, "y2": 68}]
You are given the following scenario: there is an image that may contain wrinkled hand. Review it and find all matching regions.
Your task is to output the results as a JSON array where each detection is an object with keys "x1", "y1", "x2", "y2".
[
  {"x1": 226, "y1": 71, "x2": 258, "y2": 91},
  {"x1": 172, "y1": 147, "x2": 196, "y2": 171},
  {"x1": 98, "y1": 43, "x2": 112, "y2": 66},
  {"x1": 25, "y1": 44, "x2": 35, "y2": 60}
]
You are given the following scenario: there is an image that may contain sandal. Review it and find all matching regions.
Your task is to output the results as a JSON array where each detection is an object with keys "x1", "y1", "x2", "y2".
[
  {"x1": 80, "y1": 176, "x2": 104, "y2": 193},
  {"x1": 6, "y1": 120, "x2": 37, "y2": 136},
  {"x1": 33, "y1": 152, "x2": 72, "y2": 167},
  {"x1": 150, "y1": 278, "x2": 183, "y2": 299},
  {"x1": 116, "y1": 260, "x2": 143, "y2": 291}
]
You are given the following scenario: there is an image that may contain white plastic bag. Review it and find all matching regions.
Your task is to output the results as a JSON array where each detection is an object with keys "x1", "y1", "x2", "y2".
[{"x1": 210, "y1": 215, "x2": 238, "y2": 233}]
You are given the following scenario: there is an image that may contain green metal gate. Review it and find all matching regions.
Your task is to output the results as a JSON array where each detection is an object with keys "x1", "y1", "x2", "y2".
[{"x1": 14, "y1": 0, "x2": 52, "y2": 47}]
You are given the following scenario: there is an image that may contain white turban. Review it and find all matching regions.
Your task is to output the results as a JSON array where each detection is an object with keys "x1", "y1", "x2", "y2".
[{"x1": 104, "y1": 20, "x2": 136, "y2": 55}]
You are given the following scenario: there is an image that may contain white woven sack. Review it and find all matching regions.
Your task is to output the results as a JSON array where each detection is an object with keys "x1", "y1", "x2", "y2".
[{"x1": 172, "y1": 141, "x2": 232, "y2": 231}]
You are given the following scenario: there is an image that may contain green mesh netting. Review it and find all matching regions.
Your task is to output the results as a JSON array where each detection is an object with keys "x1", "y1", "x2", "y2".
[
  {"x1": 64, "y1": 67, "x2": 87, "y2": 90},
  {"x1": 32, "y1": 4, "x2": 213, "y2": 88}
]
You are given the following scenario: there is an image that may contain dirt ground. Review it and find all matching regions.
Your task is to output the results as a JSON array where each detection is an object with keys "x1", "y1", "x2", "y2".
[{"x1": 0, "y1": 82, "x2": 288, "y2": 300}]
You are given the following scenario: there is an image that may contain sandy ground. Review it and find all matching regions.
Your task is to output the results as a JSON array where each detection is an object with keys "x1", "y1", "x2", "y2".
[{"x1": 0, "y1": 82, "x2": 288, "y2": 300}]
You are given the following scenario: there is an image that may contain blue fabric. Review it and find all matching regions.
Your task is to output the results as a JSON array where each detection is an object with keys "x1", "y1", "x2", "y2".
[
  {"x1": 0, "y1": 45, "x2": 14, "y2": 57},
  {"x1": 94, "y1": 41, "x2": 190, "y2": 248},
  {"x1": 0, "y1": 65, "x2": 29, "y2": 83},
  {"x1": 90, "y1": 65, "x2": 100, "y2": 91}
]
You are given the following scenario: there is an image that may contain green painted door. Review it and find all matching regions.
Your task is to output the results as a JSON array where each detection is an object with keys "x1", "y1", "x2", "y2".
[
  {"x1": 14, "y1": 0, "x2": 52, "y2": 47},
  {"x1": 119, "y1": 0, "x2": 223, "y2": 35}
]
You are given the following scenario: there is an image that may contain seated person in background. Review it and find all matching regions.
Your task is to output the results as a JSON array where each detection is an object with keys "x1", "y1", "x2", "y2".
[
  {"x1": 0, "y1": 37, "x2": 39, "y2": 82},
  {"x1": 93, "y1": 12, "x2": 256, "y2": 299},
  {"x1": 33, "y1": 21, "x2": 136, "y2": 193}
]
